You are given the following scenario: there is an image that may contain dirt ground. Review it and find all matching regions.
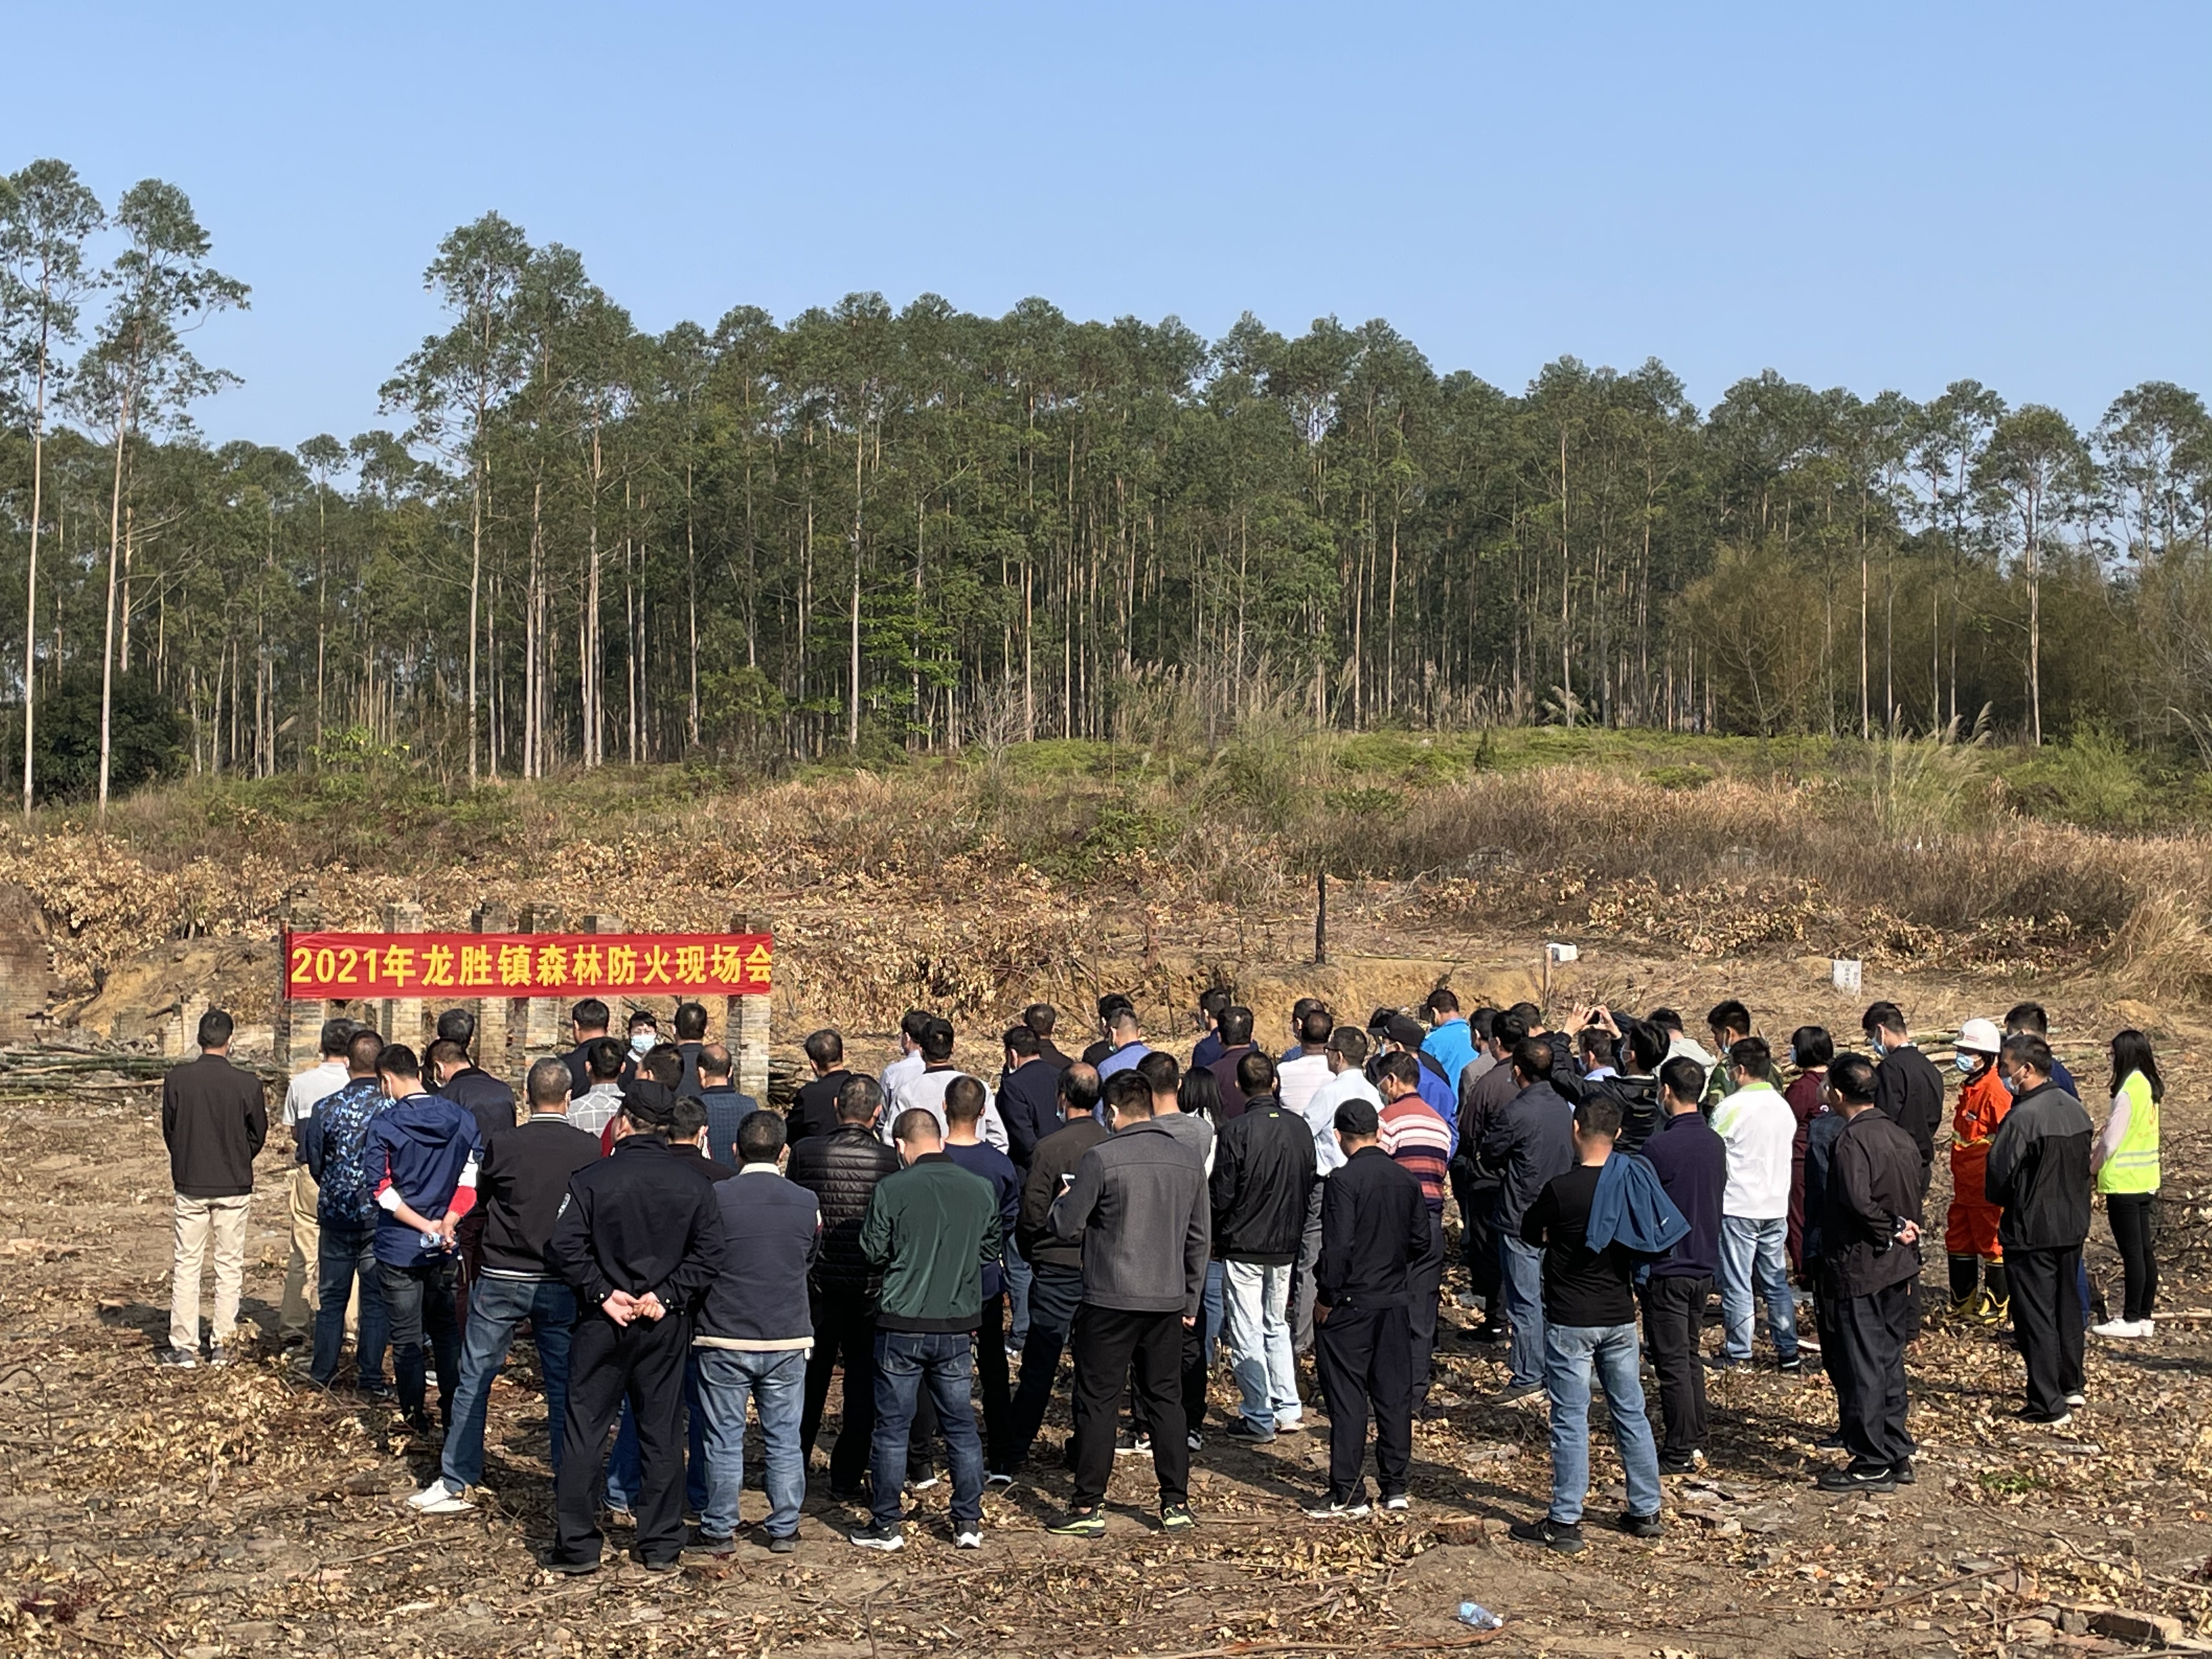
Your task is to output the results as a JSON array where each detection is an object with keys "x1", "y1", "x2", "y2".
[{"x1": 3, "y1": 941, "x2": 2210, "y2": 1659}]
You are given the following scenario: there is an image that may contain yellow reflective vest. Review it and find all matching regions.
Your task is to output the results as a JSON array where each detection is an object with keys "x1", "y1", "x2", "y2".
[{"x1": 2097, "y1": 1070, "x2": 2159, "y2": 1195}]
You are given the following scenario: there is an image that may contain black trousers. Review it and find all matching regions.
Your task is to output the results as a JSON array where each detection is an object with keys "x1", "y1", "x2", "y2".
[
  {"x1": 2008, "y1": 1245, "x2": 2085, "y2": 1417},
  {"x1": 1314, "y1": 1303, "x2": 1411, "y2": 1502},
  {"x1": 1458, "y1": 1176, "x2": 1502, "y2": 1301},
  {"x1": 1832, "y1": 1279, "x2": 1915, "y2": 1466},
  {"x1": 977, "y1": 1290, "x2": 1013, "y2": 1470},
  {"x1": 1813, "y1": 1289, "x2": 1850, "y2": 1425},
  {"x1": 1407, "y1": 1213, "x2": 1444, "y2": 1412},
  {"x1": 1070, "y1": 1305, "x2": 1188, "y2": 1509},
  {"x1": 803, "y1": 1297, "x2": 934, "y2": 1492},
  {"x1": 1132, "y1": 1308, "x2": 1209, "y2": 1440},
  {"x1": 2106, "y1": 1194, "x2": 2158, "y2": 1322},
  {"x1": 1637, "y1": 1273, "x2": 1711, "y2": 1458},
  {"x1": 552, "y1": 1310, "x2": 690, "y2": 1568},
  {"x1": 1008, "y1": 1263, "x2": 1082, "y2": 1465}
]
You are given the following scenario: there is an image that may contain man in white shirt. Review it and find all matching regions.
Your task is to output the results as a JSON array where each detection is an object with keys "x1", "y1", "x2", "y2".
[
  {"x1": 279, "y1": 1018, "x2": 357, "y2": 1353},
  {"x1": 1277, "y1": 1007, "x2": 1335, "y2": 1122},
  {"x1": 1710, "y1": 1037, "x2": 1801, "y2": 1370},
  {"x1": 887, "y1": 1016, "x2": 1011, "y2": 1152},
  {"x1": 881, "y1": 1009, "x2": 932, "y2": 1103},
  {"x1": 1291, "y1": 1027, "x2": 1384, "y2": 1352}
]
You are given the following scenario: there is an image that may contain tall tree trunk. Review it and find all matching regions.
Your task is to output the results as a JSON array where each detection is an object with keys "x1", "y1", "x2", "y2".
[
  {"x1": 97, "y1": 374, "x2": 137, "y2": 816},
  {"x1": 20, "y1": 310, "x2": 50, "y2": 818}
]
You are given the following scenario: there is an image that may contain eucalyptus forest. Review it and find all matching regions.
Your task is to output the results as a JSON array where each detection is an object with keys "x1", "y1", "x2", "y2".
[{"x1": 7, "y1": 159, "x2": 2212, "y2": 805}]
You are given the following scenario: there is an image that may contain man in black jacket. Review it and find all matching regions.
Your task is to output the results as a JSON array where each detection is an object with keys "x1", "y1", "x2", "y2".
[
  {"x1": 1304, "y1": 1098, "x2": 1429, "y2": 1519},
  {"x1": 691, "y1": 1110, "x2": 820, "y2": 1555},
  {"x1": 787, "y1": 1029, "x2": 854, "y2": 1148},
  {"x1": 1987, "y1": 1033, "x2": 2094, "y2": 1426},
  {"x1": 1479, "y1": 1039, "x2": 1575, "y2": 1403},
  {"x1": 788, "y1": 1075, "x2": 905, "y2": 1498},
  {"x1": 563, "y1": 997, "x2": 613, "y2": 1099},
  {"x1": 161, "y1": 1009, "x2": 267, "y2": 1368},
  {"x1": 1863, "y1": 1001, "x2": 1943, "y2": 1193},
  {"x1": 413, "y1": 1057, "x2": 601, "y2": 1515},
  {"x1": 545, "y1": 1087, "x2": 725, "y2": 1574},
  {"x1": 1007, "y1": 1064, "x2": 1105, "y2": 1470},
  {"x1": 1451, "y1": 1010, "x2": 1527, "y2": 1341},
  {"x1": 430, "y1": 1011, "x2": 518, "y2": 1142},
  {"x1": 1814, "y1": 1052, "x2": 1926, "y2": 1492},
  {"x1": 1212, "y1": 1077, "x2": 1316, "y2": 1442}
]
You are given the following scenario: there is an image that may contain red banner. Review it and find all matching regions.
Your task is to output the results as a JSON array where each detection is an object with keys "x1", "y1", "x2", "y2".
[{"x1": 284, "y1": 932, "x2": 772, "y2": 1000}]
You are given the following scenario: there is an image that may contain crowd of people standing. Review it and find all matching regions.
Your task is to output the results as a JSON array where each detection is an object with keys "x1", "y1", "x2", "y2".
[{"x1": 152, "y1": 980, "x2": 2166, "y2": 1562}]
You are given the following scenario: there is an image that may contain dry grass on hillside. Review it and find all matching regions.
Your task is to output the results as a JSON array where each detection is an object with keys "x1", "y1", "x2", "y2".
[{"x1": 7, "y1": 755, "x2": 2211, "y2": 1022}]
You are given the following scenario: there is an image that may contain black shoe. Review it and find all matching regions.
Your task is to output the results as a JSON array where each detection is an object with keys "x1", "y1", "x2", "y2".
[
  {"x1": 1815, "y1": 1463, "x2": 1897, "y2": 1494},
  {"x1": 1618, "y1": 1510, "x2": 1663, "y2": 1538},
  {"x1": 1703, "y1": 1355, "x2": 1742, "y2": 1372},
  {"x1": 1223, "y1": 1418, "x2": 1276, "y2": 1444},
  {"x1": 847, "y1": 1521, "x2": 904, "y2": 1552},
  {"x1": 1468, "y1": 1322, "x2": 1508, "y2": 1345},
  {"x1": 1657, "y1": 1452, "x2": 1699, "y2": 1476},
  {"x1": 685, "y1": 1530, "x2": 737, "y2": 1557},
  {"x1": 1509, "y1": 1516, "x2": 1585, "y2": 1554},
  {"x1": 1159, "y1": 1503, "x2": 1195, "y2": 1532},
  {"x1": 544, "y1": 1556, "x2": 600, "y2": 1577},
  {"x1": 765, "y1": 1533, "x2": 797, "y2": 1555},
  {"x1": 1891, "y1": 1459, "x2": 1915, "y2": 1485},
  {"x1": 1492, "y1": 1381, "x2": 1543, "y2": 1406},
  {"x1": 1114, "y1": 1431, "x2": 1152, "y2": 1458},
  {"x1": 1778, "y1": 1355, "x2": 1803, "y2": 1374},
  {"x1": 828, "y1": 1485, "x2": 866, "y2": 1505},
  {"x1": 1047, "y1": 1506, "x2": 1105, "y2": 1538},
  {"x1": 1812, "y1": 1430, "x2": 1847, "y2": 1451},
  {"x1": 639, "y1": 1556, "x2": 684, "y2": 1573}
]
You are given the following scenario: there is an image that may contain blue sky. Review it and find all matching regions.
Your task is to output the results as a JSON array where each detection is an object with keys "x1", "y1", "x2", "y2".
[{"x1": 6, "y1": 2, "x2": 2208, "y2": 448}]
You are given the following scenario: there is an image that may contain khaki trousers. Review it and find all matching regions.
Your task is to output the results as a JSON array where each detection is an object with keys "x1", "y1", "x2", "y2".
[
  {"x1": 170, "y1": 1194, "x2": 251, "y2": 1353},
  {"x1": 280, "y1": 1163, "x2": 359, "y2": 1344}
]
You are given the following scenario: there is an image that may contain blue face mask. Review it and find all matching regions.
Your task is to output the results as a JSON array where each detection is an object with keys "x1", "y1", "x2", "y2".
[
  {"x1": 630, "y1": 1031, "x2": 656, "y2": 1057},
  {"x1": 1954, "y1": 1053, "x2": 1978, "y2": 1074},
  {"x1": 1869, "y1": 1036, "x2": 1888, "y2": 1058},
  {"x1": 2001, "y1": 1071, "x2": 2020, "y2": 1096}
]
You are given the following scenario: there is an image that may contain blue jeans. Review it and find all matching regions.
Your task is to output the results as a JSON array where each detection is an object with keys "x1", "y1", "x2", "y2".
[
  {"x1": 606, "y1": 1351, "x2": 709, "y2": 1515},
  {"x1": 1719, "y1": 1216, "x2": 1798, "y2": 1361},
  {"x1": 1543, "y1": 1321, "x2": 1661, "y2": 1525},
  {"x1": 870, "y1": 1330, "x2": 984, "y2": 1530},
  {"x1": 1203, "y1": 1259, "x2": 1226, "y2": 1365},
  {"x1": 310, "y1": 1224, "x2": 390, "y2": 1388},
  {"x1": 1222, "y1": 1260, "x2": 1300, "y2": 1429},
  {"x1": 439, "y1": 1276, "x2": 576, "y2": 1490},
  {"x1": 696, "y1": 1347, "x2": 808, "y2": 1539},
  {"x1": 1499, "y1": 1233, "x2": 1547, "y2": 1387},
  {"x1": 1003, "y1": 1250, "x2": 1032, "y2": 1352}
]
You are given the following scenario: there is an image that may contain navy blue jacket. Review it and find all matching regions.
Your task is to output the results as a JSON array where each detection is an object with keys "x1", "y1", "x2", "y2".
[
  {"x1": 1636, "y1": 1108, "x2": 1726, "y2": 1280},
  {"x1": 945, "y1": 1140, "x2": 1022, "y2": 1300},
  {"x1": 997, "y1": 1059, "x2": 1065, "y2": 1169},
  {"x1": 695, "y1": 1165, "x2": 820, "y2": 1345}
]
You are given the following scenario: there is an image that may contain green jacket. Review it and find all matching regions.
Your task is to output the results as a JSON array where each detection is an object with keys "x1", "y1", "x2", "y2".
[{"x1": 857, "y1": 1152, "x2": 1001, "y2": 1333}]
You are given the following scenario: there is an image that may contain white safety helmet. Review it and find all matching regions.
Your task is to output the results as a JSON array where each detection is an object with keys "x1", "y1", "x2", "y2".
[{"x1": 1956, "y1": 1017, "x2": 2002, "y2": 1056}]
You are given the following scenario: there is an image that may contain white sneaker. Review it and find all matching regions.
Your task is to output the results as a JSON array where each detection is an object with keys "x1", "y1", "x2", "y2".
[
  {"x1": 1302, "y1": 1497, "x2": 1370, "y2": 1520},
  {"x1": 2132, "y1": 1319, "x2": 2157, "y2": 1339},
  {"x1": 407, "y1": 1479, "x2": 475, "y2": 1515},
  {"x1": 955, "y1": 1527, "x2": 983, "y2": 1550},
  {"x1": 2090, "y1": 1318, "x2": 2137, "y2": 1339},
  {"x1": 1383, "y1": 1494, "x2": 1410, "y2": 1512}
]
